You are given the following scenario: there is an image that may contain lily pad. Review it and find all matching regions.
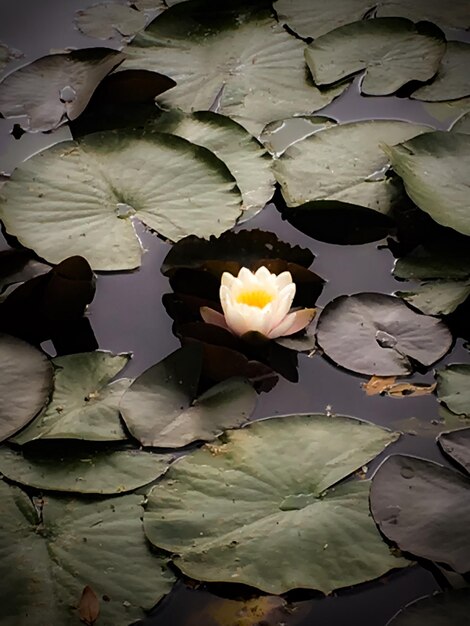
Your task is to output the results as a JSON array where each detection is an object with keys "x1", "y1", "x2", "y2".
[
  {"x1": 393, "y1": 244, "x2": 470, "y2": 281},
  {"x1": 121, "y1": 0, "x2": 347, "y2": 135},
  {"x1": 74, "y1": 3, "x2": 148, "y2": 41},
  {"x1": 305, "y1": 18, "x2": 444, "y2": 96},
  {"x1": 412, "y1": 42, "x2": 470, "y2": 103},
  {"x1": 0, "y1": 334, "x2": 53, "y2": 443},
  {"x1": 149, "y1": 109, "x2": 275, "y2": 219},
  {"x1": 144, "y1": 414, "x2": 406, "y2": 594},
  {"x1": 386, "y1": 590, "x2": 470, "y2": 626},
  {"x1": 0, "y1": 445, "x2": 173, "y2": 494},
  {"x1": 0, "y1": 48, "x2": 124, "y2": 132},
  {"x1": 120, "y1": 345, "x2": 257, "y2": 447},
  {"x1": 395, "y1": 280, "x2": 470, "y2": 316},
  {"x1": 384, "y1": 131, "x2": 470, "y2": 237},
  {"x1": 0, "y1": 129, "x2": 243, "y2": 270},
  {"x1": 12, "y1": 351, "x2": 131, "y2": 444},
  {"x1": 260, "y1": 116, "x2": 336, "y2": 156},
  {"x1": 370, "y1": 454, "x2": 470, "y2": 573},
  {"x1": 0, "y1": 249, "x2": 50, "y2": 293},
  {"x1": 436, "y1": 364, "x2": 470, "y2": 417},
  {"x1": 316, "y1": 293, "x2": 452, "y2": 376},
  {"x1": 452, "y1": 112, "x2": 470, "y2": 134},
  {"x1": 273, "y1": 120, "x2": 430, "y2": 210},
  {"x1": 0, "y1": 480, "x2": 175, "y2": 625},
  {"x1": 438, "y1": 428, "x2": 470, "y2": 474}
]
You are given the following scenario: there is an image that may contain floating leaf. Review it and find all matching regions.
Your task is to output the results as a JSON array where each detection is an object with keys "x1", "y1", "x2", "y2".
[
  {"x1": 12, "y1": 351, "x2": 131, "y2": 444},
  {"x1": 121, "y1": 0, "x2": 347, "y2": 134},
  {"x1": 0, "y1": 48, "x2": 124, "y2": 132},
  {"x1": 393, "y1": 244, "x2": 470, "y2": 281},
  {"x1": 0, "y1": 129, "x2": 242, "y2": 271},
  {"x1": 384, "y1": 131, "x2": 470, "y2": 237},
  {"x1": 273, "y1": 121, "x2": 429, "y2": 209},
  {"x1": 316, "y1": 293, "x2": 452, "y2": 376},
  {"x1": 436, "y1": 364, "x2": 470, "y2": 416},
  {"x1": 78, "y1": 586, "x2": 100, "y2": 626},
  {"x1": 362, "y1": 376, "x2": 398, "y2": 395},
  {"x1": 412, "y1": 41, "x2": 470, "y2": 102},
  {"x1": 396, "y1": 280, "x2": 470, "y2": 316},
  {"x1": 370, "y1": 454, "x2": 470, "y2": 573},
  {"x1": 305, "y1": 18, "x2": 444, "y2": 96},
  {"x1": 362, "y1": 376, "x2": 435, "y2": 397},
  {"x1": 120, "y1": 345, "x2": 256, "y2": 447},
  {"x1": 439, "y1": 428, "x2": 470, "y2": 475},
  {"x1": 0, "y1": 334, "x2": 53, "y2": 443},
  {"x1": 149, "y1": 109, "x2": 275, "y2": 219},
  {"x1": 74, "y1": 3, "x2": 148, "y2": 41},
  {"x1": 452, "y1": 112, "x2": 470, "y2": 134},
  {"x1": 0, "y1": 480, "x2": 175, "y2": 625},
  {"x1": 0, "y1": 445, "x2": 172, "y2": 494},
  {"x1": 144, "y1": 414, "x2": 405, "y2": 594},
  {"x1": 386, "y1": 590, "x2": 470, "y2": 626},
  {"x1": 260, "y1": 116, "x2": 336, "y2": 156}
]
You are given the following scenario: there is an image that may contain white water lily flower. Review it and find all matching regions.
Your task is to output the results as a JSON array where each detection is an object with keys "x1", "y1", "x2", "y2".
[{"x1": 200, "y1": 266, "x2": 315, "y2": 339}]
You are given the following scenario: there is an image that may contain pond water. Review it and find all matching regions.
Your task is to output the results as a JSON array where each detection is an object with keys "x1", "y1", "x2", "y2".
[{"x1": 0, "y1": 2, "x2": 469, "y2": 625}]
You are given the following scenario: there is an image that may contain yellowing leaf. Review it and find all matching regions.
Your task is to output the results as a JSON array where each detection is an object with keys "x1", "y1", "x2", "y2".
[
  {"x1": 362, "y1": 376, "x2": 397, "y2": 395},
  {"x1": 79, "y1": 586, "x2": 100, "y2": 625}
]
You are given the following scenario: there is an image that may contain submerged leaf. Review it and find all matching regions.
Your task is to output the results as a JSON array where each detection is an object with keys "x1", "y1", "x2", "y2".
[
  {"x1": 412, "y1": 41, "x2": 470, "y2": 103},
  {"x1": 74, "y1": 3, "x2": 148, "y2": 41},
  {"x1": 0, "y1": 334, "x2": 53, "y2": 443},
  {"x1": 305, "y1": 18, "x2": 444, "y2": 96},
  {"x1": 144, "y1": 414, "x2": 405, "y2": 594},
  {"x1": 386, "y1": 590, "x2": 470, "y2": 626},
  {"x1": 0, "y1": 48, "x2": 124, "y2": 132},
  {"x1": 316, "y1": 293, "x2": 452, "y2": 376}
]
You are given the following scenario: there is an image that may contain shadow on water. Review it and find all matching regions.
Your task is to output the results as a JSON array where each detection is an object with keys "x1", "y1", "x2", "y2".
[{"x1": 0, "y1": 3, "x2": 469, "y2": 625}]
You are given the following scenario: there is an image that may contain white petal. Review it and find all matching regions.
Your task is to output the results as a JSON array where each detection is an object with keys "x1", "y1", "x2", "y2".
[
  {"x1": 238, "y1": 267, "x2": 257, "y2": 286},
  {"x1": 275, "y1": 271, "x2": 293, "y2": 290},
  {"x1": 200, "y1": 306, "x2": 229, "y2": 331},
  {"x1": 221, "y1": 272, "x2": 237, "y2": 289},
  {"x1": 267, "y1": 308, "x2": 316, "y2": 339},
  {"x1": 266, "y1": 283, "x2": 296, "y2": 332},
  {"x1": 223, "y1": 300, "x2": 254, "y2": 336},
  {"x1": 254, "y1": 265, "x2": 273, "y2": 282}
]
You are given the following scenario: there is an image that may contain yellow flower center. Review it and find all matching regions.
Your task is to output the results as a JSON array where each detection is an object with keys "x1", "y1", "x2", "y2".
[{"x1": 236, "y1": 289, "x2": 273, "y2": 308}]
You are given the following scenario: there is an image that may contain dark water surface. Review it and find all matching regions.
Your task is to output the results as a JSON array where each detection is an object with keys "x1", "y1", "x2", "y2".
[{"x1": 1, "y1": 2, "x2": 469, "y2": 625}]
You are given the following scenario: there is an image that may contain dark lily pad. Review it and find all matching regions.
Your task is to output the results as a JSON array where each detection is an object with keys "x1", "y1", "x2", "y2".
[
  {"x1": 0, "y1": 334, "x2": 53, "y2": 443},
  {"x1": 316, "y1": 293, "x2": 452, "y2": 376},
  {"x1": 370, "y1": 454, "x2": 470, "y2": 573},
  {"x1": 386, "y1": 590, "x2": 470, "y2": 626},
  {"x1": 384, "y1": 131, "x2": 470, "y2": 237},
  {"x1": 412, "y1": 41, "x2": 470, "y2": 102},
  {"x1": 438, "y1": 428, "x2": 470, "y2": 474},
  {"x1": 144, "y1": 414, "x2": 405, "y2": 594},
  {"x1": 0, "y1": 48, "x2": 124, "y2": 132},
  {"x1": 74, "y1": 2, "x2": 148, "y2": 41},
  {"x1": 120, "y1": 345, "x2": 257, "y2": 447},
  {"x1": 436, "y1": 364, "x2": 470, "y2": 416},
  {"x1": 305, "y1": 18, "x2": 444, "y2": 97},
  {"x1": 0, "y1": 480, "x2": 175, "y2": 625},
  {"x1": 393, "y1": 244, "x2": 470, "y2": 281},
  {"x1": 0, "y1": 249, "x2": 50, "y2": 293},
  {"x1": 395, "y1": 280, "x2": 470, "y2": 316},
  {"x1": 12, "y1": 351, "x2": 131, "y2": 444},
  {"x1": 0, "y1": 444, "x2": 173, "y2": 494}
]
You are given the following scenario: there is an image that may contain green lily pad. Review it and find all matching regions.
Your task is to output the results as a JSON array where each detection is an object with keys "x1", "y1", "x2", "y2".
[
  {"x1": 384, "y1": 131, "x2": 470, "y2": 237},
  {"x1": 439, "y1": 428, "x2": 470, "y2": 474},
  {"x1": 74, "y1": 3, "x2": 148, "y2": 41},
  {"x1": 149, "y1": 109, "x2": 275, "y2": 219},
  {"x1": 396, "y1": 280, "x2": 470, "y2": 316},
  {"x1": 436, "y1": 364, "x2": 470, "y2": 417},
  {"x1": 12, "y1": 351, "x2": 131, "y2": 444},
  {"x1": 0, "y1": 129, "x2": 242, "y2": 270},
  {"x1": 0, "y1": 445, "x2": 173, "y2": 494},
  {"x1": 0, "y1": 334, "x2": 53, "y2": 443},
  {"x1": 121, "y1": 0, "x2": 347, "y2": 135},
  {"x1": 370, "y1": 454, "x2": 470, "y2": 573},
  {"x1": 0, "y1": 48, "x2": 124, "y2": 132},
  {"x1": 260, "y1": 116, "x2": 336, "y2": 156},
  {"x1": 316, "y1": 293, "x2": 452, "y2": 376},
  {"x1": 386, "y1": 590, "x2": 470, "y2": 626},
  {"x1": 144, "y1": 414, "x2": 406, "y2": 594},
  {"x1": 452, "y1": 112, "x2": 470, "y2": 134},
  {"x1": 305, "y1": 18, "x2": 444, "y2": 96},
  {"x1": 0, "y1": 480, "x2": 175, "y2": 625},
  {"x1": 274, "y1": 0, "x2": 470, "y2": 39},
  {"x1": 412, "y1": 42, "x2": 470, "y2": 103},
  {"x1": 273, "y1": 120, "x2": 430, "y2": 210},
  {"x1": 120, "y1": 345, "x2": 257, "y2": 447},
  {"x1": 393, "y1": 244, "x2": 470, "y2": 281}
]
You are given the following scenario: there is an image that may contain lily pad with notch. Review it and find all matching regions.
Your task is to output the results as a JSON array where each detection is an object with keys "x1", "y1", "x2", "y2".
[
  {"x1": 0, "y1": 444, "x2": 173, "y2": 494},
  {"x1": 370, "y1": 454, "x2": 470, "y2": 573},
  {"x1": 305, "y1": 18, "x2": 445, "y2": 97},
  {"x1": 0, "y1": 479, "x2": 175, "y2": 625},
  {"x1": 0, "y1": 48, "x2": 124, "y2": 132},
  {"x1": 144, "y1": 413, "x2": 406, "y2": 594},
  {"x1": 436, "y1": 364, "x2": 470, "y2": 417},
  {"x1": 11, "y1": 351, "x2": 131, "y2": 444},
  {"x1": 438, "y1": 427, "x2": 470, "y2": 474},
  {"x1": 316, "y1": 293, "x2": 452, "y2": 376},
  {"x1": 0, "y1": 334, "x2": 53, "y2": 444},
  {"x1": 120, "y1": 344, "x2": 257, "y2": 448}
]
